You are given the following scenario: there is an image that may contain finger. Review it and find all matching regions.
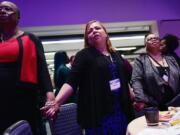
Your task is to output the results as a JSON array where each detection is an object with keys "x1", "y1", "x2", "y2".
[
  {"x1": 46, "y1": 108, "x2": 56, "y2": 118},
  {"x1": 40, "y1": 106, "x2": 46, "y2": 111},
  {"x1": 40, "y1": 106, "x2": 49, "y2": 111},
  {"x1": 45, "y1": 101, "x2": 56, "y2": 106}
]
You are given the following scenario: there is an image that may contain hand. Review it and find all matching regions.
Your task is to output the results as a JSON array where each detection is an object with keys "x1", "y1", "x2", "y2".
[
  {"x1": 128, "y1": 84, "x2": 135, "y2": 101},
  {"x1": 46, "y1": 92, "x2": 55, "y2": 101},
  {"x1": 133, "y1": 101, "x2": 145, "y2": 111},
  {"x1": 129, "y1": 88, "x2": 135, "y2": 101},
  {"x1": 40, "y1": 100, "x2": 59, "y2": 120}
]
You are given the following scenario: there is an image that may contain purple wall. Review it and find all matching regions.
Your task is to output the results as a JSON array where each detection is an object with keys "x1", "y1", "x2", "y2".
[
  {"x1": 158, "y1": 20, "x2": 180, "y2": 38},
  {"x1": 7, "y1": 0, "x2": 180, "y2": 27},
  {"x1": 158, "y1": 20, "x2": 180, "y2": 56},
  {"x1": 7, "y1": 0, "x2": 180, "y2": 54},
  {"x1": 3, "y1": 0, "x2": 180, "y2": 54}
]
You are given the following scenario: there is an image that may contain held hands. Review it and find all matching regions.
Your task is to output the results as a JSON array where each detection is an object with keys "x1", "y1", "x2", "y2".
[
  {"x1": 40, "y1": 100, "x2": 60, "y2": 120},
  {"x1": 133, "y1": 101, "x2": 146, "y2": 111}
]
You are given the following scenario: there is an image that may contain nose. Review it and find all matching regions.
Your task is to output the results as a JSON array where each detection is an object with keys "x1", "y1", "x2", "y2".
[
  {"x1": 92, "y1": 29, "x2": 97, "y2": 34},
  {"x1": 0, "y1": 8, "x2": 6, "y2": 13}
]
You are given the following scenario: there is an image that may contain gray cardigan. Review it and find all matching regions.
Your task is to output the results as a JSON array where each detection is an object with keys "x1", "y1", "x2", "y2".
[{"x1": 131, "y1": 54, "x2": 180, "y2": 106}]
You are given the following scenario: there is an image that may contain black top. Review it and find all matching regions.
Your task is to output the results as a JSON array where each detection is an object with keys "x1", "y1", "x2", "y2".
[
  {"x1": 0, "y1": 33, "x2": 53, "y2": 134},
  {"x1": 66, "y1": 47, "x2": 134, "y2": 128}
]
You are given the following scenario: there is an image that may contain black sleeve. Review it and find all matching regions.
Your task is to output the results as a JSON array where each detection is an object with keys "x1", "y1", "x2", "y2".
[
  {"x1": 28, "y1": 33, "x2": 53, "y2": 94},
  {"x1": 115, "y1": 52, "x2": 132, "y2": 82},
  {"x1": 66, "y1": 50, "x2": 87, "y2": 92},
  {"x1": 123, "y1": 58, "x2": 132, "y2": 82}
]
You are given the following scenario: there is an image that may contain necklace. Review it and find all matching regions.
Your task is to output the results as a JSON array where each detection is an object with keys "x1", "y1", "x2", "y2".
[
  {"x1": 103, "y1": 53, "x2": 113, "y2": 63},
  {"x1": 148, "y1": 54, "x2": 169, "y2": 83},
  {"x1": 148, "y1": 54, "x2": 166, "y2": 67}
]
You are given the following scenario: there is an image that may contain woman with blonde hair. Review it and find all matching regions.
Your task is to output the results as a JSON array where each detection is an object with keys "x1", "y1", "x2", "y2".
[{"x1": 42, "y1": 20, "x2": 134, "y2": 135}]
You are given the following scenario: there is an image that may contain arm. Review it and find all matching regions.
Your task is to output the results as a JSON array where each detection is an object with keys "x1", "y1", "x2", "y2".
[
  {"x1": 166, "y1": 93, "x2": 180, "y2": 107},
  {"x1": 128, "y1": 83, "x2": 135, "y2": 101},
  {"x1": 55, "y1": 83, "x2": 74, "y2": 106},
  {"x1": 131, "y1": 58, "x2": 148, "y2": 103},
  {"x1": 131, "y1": 57, "x2": 159, "y2": 110},
  {"x1": 42, "y1": 50, "x2": 87, "y2": 118},
  {"x1": 123, "y1": 59, "x2": 135, "y2": 101},
  {"x1": 29, "y1": 33, "x2": 55, "y2": 103},
  {"x1": 46, "y1": 92, "x2": 55, "y2": 101},
  {"x1": 123, "y1": 59, "x2": 133, "y2": 82},
  {"x1": 43, "y1": 83, "x2": 74, "y2": 118},
  {"x1": 131, "y1": 58, "x2": 148, "y2": 111}
]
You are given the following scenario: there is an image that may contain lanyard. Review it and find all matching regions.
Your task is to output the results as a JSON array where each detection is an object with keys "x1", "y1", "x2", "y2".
[
  {"x1": 104, "y1": 53, "x2": 113, "y2": 63},
  {"x1": 148, "y1": 54, "x2": 169, "y2": 83},
  {"x1": 148, "y1": 54, "x2": 166, "y2": 68},
  {"x1": 104, "y1": 54, "x2": 119, "y2": 79}
]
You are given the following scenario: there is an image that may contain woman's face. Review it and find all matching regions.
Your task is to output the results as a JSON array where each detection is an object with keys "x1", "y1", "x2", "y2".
[
  {"x1": 145, "y1": 34, "x2": 161, "y2": 52},
  {"x1": 160, "y1": 39, "x2": 167, "y2": 53},
  {"x1": 0, "y1": 1, "x2": 19, "y2": 24},
  {"x1": 86, "y1": 22, "x2": 107, "y2": 46}
]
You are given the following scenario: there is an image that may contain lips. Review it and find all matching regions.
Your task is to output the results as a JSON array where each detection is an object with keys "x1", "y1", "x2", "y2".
[
  {"x1": 0, "y1": 14, "x2": 8, "y2": 18},
  {"x1": 0, "y1": 14, "x2": 10, "y2": 22},
  {"x1": 152, "y1": 42, "x2": 159, "y2": 45},
  {"x1": 93, "y1": 33, "x2": 101, "y2": 40}
]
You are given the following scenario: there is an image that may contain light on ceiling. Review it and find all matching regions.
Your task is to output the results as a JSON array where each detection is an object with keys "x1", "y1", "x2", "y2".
[
  {"x1": 115, "y1": 47, "x2": 136, "y2": 51},
  {"x1": 42, "y1": 35, "x2": 144, "y2": 45}
]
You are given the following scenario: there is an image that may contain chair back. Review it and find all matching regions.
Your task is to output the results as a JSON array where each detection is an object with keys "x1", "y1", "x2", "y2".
[
  {"x1": 50, "y1": 103, "x2": 83, "y2": 135},
  {"x1": 3, "y1": 120, "x2": 32, "y2": 135}
]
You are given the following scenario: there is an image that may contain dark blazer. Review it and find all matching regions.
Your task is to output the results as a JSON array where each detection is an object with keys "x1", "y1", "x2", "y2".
[
  {"x1": 131, "y1": 54, "x2": 180, "y2": 108},
  {"x1": 66, "y1": 47, "x2": 134, "y2": 128}
]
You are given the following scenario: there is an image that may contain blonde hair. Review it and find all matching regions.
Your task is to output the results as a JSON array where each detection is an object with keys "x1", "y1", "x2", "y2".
[{"x1": 84, "y1": 20, "x2": 115, "y2": 52}]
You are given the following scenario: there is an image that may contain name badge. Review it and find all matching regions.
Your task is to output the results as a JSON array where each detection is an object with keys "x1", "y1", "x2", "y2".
[
  {"x1": 162, "y1": 74, "x2": 168, "y2": 82},
  {"x1": 109, "y1": 78, "x2": 121, "y2": 91}
]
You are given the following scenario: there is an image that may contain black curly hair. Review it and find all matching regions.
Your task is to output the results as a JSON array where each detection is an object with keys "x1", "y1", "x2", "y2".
[{"x1": 162, "y1": 34, "x2": 179, "y2": 53}]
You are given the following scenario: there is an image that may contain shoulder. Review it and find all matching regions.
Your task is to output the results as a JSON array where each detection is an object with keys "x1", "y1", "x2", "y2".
[
  {"x1": 76, "y1": 47, "x2": 98, "y2": 58},
  {"x1": 76, "y1": 48, "x2": 89, "y2": 55},
  {"x1": 21, "y1": 32, "x2": 41, "y2": 43},
  {"x1": 166, "y1": 54, "x2": 177, "y2": 60},
  {"x1": 17, "y1": 32, "x2": 39, "y2": 44},
  {"x1": 135, "y1": 54, "x2": 147, "y2": 62},
  {"x1": 74, "y1": 48, "x2": 100, "y2": 66},
  {"x1": 132, "y1": 54, "x2": 149, "y2": 68},
  {"x1": 113, "y1": 51, "x2": 128, "y2": 63},
  {"x1": 165, "y1": 54, "x2": 179, "y2": 64}
]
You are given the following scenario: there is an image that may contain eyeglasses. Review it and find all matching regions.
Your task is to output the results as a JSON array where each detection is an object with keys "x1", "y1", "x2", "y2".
[
  {"x1": 146, "y1": 37, "x2": 160, "y2": 41},
  {"x1": 0, "y1": 6, "x2": 14, "y2": 12}
]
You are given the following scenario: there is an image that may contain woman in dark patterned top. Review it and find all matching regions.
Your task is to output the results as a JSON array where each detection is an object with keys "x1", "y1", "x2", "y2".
[
  {"x1": 42, "y1": 20, "x2": 134, "y2": 135},
  {"x1": 131, "y1": 33, "x2": 180, "y2": 113},
  {"x1": 0, "y1": 1, "x2": 55, "y2": 134}
]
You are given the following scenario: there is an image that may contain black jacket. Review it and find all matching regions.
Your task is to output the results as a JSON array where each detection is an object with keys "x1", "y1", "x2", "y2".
[{"x1": 67, "y1": 47, "x2": 134, "y2": 128}]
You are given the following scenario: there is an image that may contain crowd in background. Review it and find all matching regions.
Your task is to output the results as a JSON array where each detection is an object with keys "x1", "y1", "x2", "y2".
[{"x1": 0, "y1": 1, "x2": 180, "y2": 135}]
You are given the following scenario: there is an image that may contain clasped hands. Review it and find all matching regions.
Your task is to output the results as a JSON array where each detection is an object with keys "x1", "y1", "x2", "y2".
[
  {"x1": 133, "y1": 101, "x2": 146, "y2": 111},
  {"x1": 40, "y1": 100, "x2": 60, "y2": 120}
]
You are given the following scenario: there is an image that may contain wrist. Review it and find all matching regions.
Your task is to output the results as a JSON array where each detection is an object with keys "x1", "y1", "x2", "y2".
[
  {"x1": 46, "y1": 92, "x2": 55, "y2": 101},
  {"x1": 55, "y1": 98, "x2": 61, "y2": 107}
]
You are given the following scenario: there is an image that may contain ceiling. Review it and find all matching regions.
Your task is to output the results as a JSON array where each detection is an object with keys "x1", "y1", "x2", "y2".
[{"x1": 22, "y1": 20, "x2": 159, "y2": 76}]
